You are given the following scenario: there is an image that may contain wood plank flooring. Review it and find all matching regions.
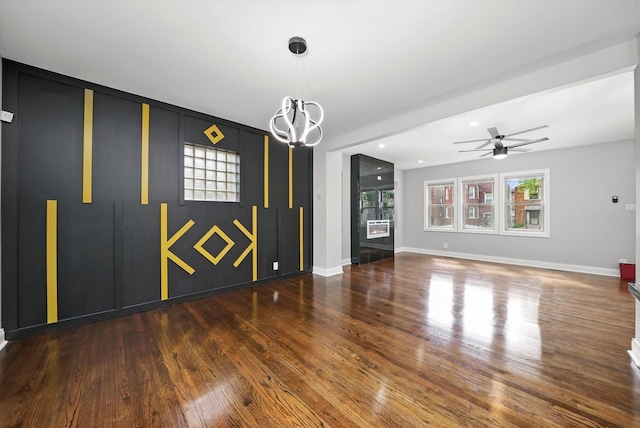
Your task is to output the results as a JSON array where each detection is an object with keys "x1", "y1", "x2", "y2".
[{"x1": 1, "y1": 253, "x2": 639, "y2": 427}]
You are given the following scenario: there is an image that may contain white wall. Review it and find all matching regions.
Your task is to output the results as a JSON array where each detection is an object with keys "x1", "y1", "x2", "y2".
[
  {"x1": 394, "y1": 168, "x2": 404, "y2": 251},
  {"x1": 632, "y1": 33, "x2": 640, "y2": 366},
  {"x1": 0, "y1": 56, "x2": 5, "y2": 349},
  {"x1": 314, "y1": 39, "x2": 639, "y2": 276},
  {"x1": 341, "y1": 154, "x2": 350, "y2": 264},
  {"x1": 402, "y1": 140, "x2": 635, "y2": 275}
]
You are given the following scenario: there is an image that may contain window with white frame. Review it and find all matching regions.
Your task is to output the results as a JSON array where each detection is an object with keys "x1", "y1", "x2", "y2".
[
  {"x1": 184, "y1": 143, "x2": 240, "y2": 202},
  {"x1": 424, "y1": 178, "x2": 457, "y2": 231},
  {"x1": 459, "y1": 175, "x2": 497, "y2": 233},
  {"x1": 499, "y1": 169, "x2": 550, "y2": 237}
]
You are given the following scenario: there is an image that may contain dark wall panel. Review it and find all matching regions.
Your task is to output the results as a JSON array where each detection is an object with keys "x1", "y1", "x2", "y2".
[
  {"x1": 278, "y1": 208, "x2": 301, "y2": 275},
  {"x1": 16, "y1": 73, "x2": 84, "y2": 328},
  {"x1": 57, "y1": 203, "x2": 115, "y2": 319},
  {"x1": 2, "y1": 59, "x2": 313, "y2": 339},
  {"x1": 149, "y1": 106, "x2": 180, "y2": 205},
  {"x1": 122, "y1": 204, "x2": 161, "y2": 307},
  {"x1": 257, "y1": 207, "x2": 278, "y2": 280},
  {"x1": 92, "y1": 93, "x2": 141, "y2": 204},
  {"x1": 294, "y1": 146, "x2": 313, "y2": 271},
  {"x1": 165, "y1": 203, "x2": 252, "y2": 298},
  {"x1": 241, "y1": 131, "x2": 265, "y2": 207}
]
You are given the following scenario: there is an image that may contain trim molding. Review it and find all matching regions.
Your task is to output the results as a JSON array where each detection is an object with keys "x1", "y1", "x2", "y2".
[
  {"x1": 629, "y1": 338, "x2": 640, "y2": 368},
  {"x1": 0, "y1": 329, "x2": 7, "y2": 352},
  {"x1": 312, "y1": 265, "x2": 343, "y2": 277},
  {"x1": 399, "y1": 247, "x2": 619, "y2": 277}
]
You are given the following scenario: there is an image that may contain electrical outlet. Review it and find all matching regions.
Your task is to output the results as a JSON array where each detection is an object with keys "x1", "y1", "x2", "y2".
[
  {"x1": 273, "y1": 261, "x2": 278, "y2": 270},
  {"x1": 619, "y1": 259, "x2": 628, "y2": 264},
  {"x1": 443, "y1": 243, "x2": 448, "y2": 249}
]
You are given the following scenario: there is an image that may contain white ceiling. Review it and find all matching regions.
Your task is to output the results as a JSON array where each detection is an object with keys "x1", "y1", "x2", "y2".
[{"x1": 1, "y1": 0, "x2": 639, "y2": 170}]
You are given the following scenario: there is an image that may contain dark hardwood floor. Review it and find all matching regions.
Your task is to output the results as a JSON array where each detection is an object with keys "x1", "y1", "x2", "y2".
[{"x1": 1, "y1": 253, "x2": 639, "y2": 427}]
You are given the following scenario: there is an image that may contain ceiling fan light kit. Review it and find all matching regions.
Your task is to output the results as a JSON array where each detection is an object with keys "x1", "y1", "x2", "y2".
[
  {"x1": 454, "y1": 125, "x2": 549, "y2": 160},
  {"x1": 493, "y1": 146, "x2": 508, "y2": 160}
]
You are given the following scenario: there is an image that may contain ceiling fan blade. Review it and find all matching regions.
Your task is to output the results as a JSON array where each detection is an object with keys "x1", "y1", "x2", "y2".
[
  {"x1": 487, "y1": 127, "x2": 500, "y2": 138},
  {"x1": 503, "y1": 125, "x2": 549, "y2": 138},
  {"x1": 507, "y1": 137, "x2": 549, "y2": 149},
  {"x1": 502, "y1": 137, "x2": 530, "y2": 142},
  {"x1": 474, "y1": 140, "x2": 494, "y2": 149},
  {"x1": 453, "y1": 138, "x2": 491, "y2": 144},
  {"x1": 479, "y1": 151, "x2": 493, "y2": 157},
  {"x1": 509, "y1": 148, "x2": 531, "y2": 152},
  {"x1": 458, "y1": 148, "x2": 492, "y2": 153}
]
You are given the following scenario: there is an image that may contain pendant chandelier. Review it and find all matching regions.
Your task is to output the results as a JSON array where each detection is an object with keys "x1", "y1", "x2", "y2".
[{"x1": 270, "y1": 37, "x2": 324, "y2": 147}]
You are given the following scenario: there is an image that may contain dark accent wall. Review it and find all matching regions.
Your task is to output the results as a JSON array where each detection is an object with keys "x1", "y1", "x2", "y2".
[
  {"x1": 1, "y1": 60, "x2": 313, "y2": 339},
  {"x1": 350, "y1": 154, "x2": 394, "y2": 264}
]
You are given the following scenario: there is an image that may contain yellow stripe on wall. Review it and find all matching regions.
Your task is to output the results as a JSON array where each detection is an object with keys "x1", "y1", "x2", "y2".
[
  {"x1": 160, "y1": 203, "x2": 196, "y2": 301},
  {"x1": 299, "y1": 206, "x2": 304, "y2": 271},
  {"x1": 288, "y1": 147, "x2": 293, "y2": 209},
  {"x1": 82, "y1": 89, "x2": 94, "y2": 203},
  {"x1": 232, "y1": 205, "x2": 257, "y2": 281},
  {"x1": 264, "y1": 135, "x2": 269, "y2": 208},
  {"x1": 252, "y1": 205, "x2": 257, "y2": 281},
  {"x1": 160, "y1": 203, "x2": 168, "y2": 300},
  {"x1": 46, "y1": 200, "x2": 58, "y2": 324},
  {"x1": 141, "y1": 103, "x2": 150, "y2": 205}
]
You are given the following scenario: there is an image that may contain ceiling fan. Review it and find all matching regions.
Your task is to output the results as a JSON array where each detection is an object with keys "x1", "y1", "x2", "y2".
[{"x1": 454, "y1": 125, "x2": 549, "y2": 159}]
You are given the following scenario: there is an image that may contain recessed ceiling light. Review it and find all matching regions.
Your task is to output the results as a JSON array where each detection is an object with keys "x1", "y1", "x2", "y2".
[
  {"x1": 418, "y1": 160, "x2": 423, "y2": 163},
  {"x1": 378, "y1": 144, "x2": 385, "y2": 148},
  {"x1": 469, "y1": 121, "x2": 479, "y2": 127},
  {"x1": 376, "y1": 167, "x2": 382, "y2": 170}
]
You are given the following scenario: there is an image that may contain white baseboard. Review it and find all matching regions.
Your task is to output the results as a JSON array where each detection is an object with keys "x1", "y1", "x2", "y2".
[
  {"x1": 312, "y1": 265, "x2": 344, "y2": 277},
  {"x1": 337, "y1": 246, "x2": 618, "y2": 277},
  {"x1": 629, "y1": 338, "x2": 640, "y2": 368},
  {"x1": 401, "y1": 247, "x2": 619, "y2": 277},
  {"x1": 0, "y1": 328, "x2": 7, "y2": 352}
]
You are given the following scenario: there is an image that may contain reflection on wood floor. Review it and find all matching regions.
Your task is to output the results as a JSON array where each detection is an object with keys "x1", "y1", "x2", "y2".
[{"x1": 1, "y1": 253, "x2": 639, "y2": 427}]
